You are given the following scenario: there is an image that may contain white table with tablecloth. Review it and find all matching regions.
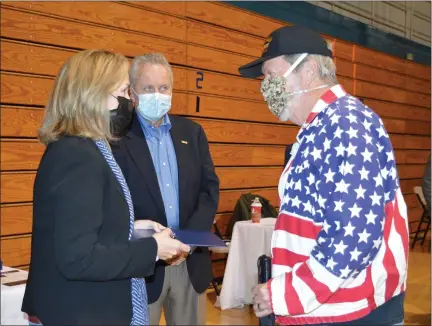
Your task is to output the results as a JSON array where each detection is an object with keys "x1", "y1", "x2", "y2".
[
  {"x1": 219, "y1": 218, "x2": 276, "y2": 310},
  {"x1": 1, "y1": 266, "x2": 30, "y2": 325}
]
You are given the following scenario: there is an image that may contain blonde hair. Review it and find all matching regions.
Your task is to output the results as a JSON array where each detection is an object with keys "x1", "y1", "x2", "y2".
[
  {"x1": 129, "y1": 53, "x2": 173, "y2": 87},
  {"x1": 38, "y1": 49, "x2": 129, "y2": 145}
]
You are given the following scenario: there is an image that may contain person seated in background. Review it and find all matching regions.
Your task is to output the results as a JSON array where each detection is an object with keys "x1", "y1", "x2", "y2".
[
  {"x1": 111, "y1": 53, "x2": 220, "y2": 325},
  {"x1": 21, "y1": 49, "x2": 190, "y2": 326},
  {"x1": 239, "y1": 25, "x2": 408, "y2": 326}
]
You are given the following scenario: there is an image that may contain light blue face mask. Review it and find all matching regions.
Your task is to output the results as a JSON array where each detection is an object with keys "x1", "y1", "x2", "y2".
[{"x1": 131, "y1": 88, "x2": 172, "y2": 122}]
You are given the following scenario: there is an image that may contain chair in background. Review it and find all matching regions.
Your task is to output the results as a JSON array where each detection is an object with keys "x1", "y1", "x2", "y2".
[
  {"x1": 209, "y1": 219, "x2": 230, "y2": 296},
  {"x1": 411, "y1": 186, "x2": 431, "y2": 249}
]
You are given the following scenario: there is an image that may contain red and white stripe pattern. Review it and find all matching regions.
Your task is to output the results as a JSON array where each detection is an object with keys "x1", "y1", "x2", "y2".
[{"x1": 269, "y1": 85, "x2": 409, "y2": 324}]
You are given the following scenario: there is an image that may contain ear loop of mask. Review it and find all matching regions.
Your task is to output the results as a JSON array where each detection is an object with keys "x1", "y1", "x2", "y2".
[
  {"x1": 130, "y1": 87, "x2": 138, "y2": 97},
  {"x1": 283, "y1": 53, "x2": 308, "y2": 78},
  {"x1": 283, "y1": 53, "x2": 329, "y2": 96},
  {"x1": 289, "y1": 84, "x2": 330, "y2": 96}
]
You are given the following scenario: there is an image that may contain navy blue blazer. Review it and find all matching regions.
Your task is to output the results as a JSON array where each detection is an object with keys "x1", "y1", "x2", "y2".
[{"x1": 111, "y1": 113, "x2": 220, "y2": 303}]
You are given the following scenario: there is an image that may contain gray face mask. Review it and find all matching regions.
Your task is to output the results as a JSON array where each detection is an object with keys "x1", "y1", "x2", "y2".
[{"x1": 260, "y1": 53, "x2": 328, "y2": 118}]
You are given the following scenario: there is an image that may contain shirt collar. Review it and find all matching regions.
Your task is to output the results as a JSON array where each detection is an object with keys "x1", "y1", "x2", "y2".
[
  {"x1": 296, "y1": 84, "x2": 346, "y2": 142},
  {"x1": 302, "y1": 84, "x2": 346, "y2": 128},
  {"x1": 138, "y1": 113, "x2": 172, "y2": 133}
]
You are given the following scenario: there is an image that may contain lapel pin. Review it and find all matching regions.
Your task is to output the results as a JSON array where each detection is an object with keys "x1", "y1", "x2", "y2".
[{"x1": 181, "y1": 140, "x2": 188, "y2": 144}]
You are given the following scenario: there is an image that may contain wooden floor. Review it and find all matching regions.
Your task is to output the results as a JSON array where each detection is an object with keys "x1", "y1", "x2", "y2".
[{"x1": 160, "y1": 242, "x2": 431, "y2": 325}]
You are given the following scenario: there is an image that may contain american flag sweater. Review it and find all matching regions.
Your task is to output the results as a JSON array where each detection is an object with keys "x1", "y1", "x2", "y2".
[{"x1": 269, "y1": 84, "x2": 409, "y2": 325}]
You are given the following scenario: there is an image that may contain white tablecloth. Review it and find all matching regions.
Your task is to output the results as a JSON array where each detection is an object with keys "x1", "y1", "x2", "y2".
[
  {"x1": 219, "y1": 218, "x2": 276, "y2": 310},
  {"x1": 1, "y1": 266, "x2": 29, "y2": 325}
]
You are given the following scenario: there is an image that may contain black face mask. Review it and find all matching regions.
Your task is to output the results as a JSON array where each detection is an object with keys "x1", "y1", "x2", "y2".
[{"x1": 110, "y1": 96, "x2": 133, "y2": 137}]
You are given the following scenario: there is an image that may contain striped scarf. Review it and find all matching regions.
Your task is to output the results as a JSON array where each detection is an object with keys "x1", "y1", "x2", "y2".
[{"x1": 94, "y1": 139, "x2": 149, "y2": 325}]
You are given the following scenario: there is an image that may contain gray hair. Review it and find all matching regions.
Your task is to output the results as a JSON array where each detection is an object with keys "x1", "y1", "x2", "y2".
[
  {"x1": 129, "y1": 53, "x2": 173, "y2": 87},
  {"x1": 283, "y1": 41, "x2": 338, "y2": 85}
]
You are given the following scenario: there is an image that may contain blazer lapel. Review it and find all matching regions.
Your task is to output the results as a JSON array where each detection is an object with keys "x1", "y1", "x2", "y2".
[
  {"x1": 169, "y1": 115, "x2": 189, "y2": 228},
  {"x1": 124, "y1": 114, "x2": 165, "y2": 216}
]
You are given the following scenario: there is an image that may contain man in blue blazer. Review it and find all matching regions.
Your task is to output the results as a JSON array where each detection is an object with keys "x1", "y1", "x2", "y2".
[{"x1": 111, "y1": 53, "x2": 219, "y2": 325}]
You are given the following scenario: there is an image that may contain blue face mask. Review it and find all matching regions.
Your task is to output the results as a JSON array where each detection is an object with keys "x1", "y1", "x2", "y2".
[{"x1": 132, "y1": 88, "x2": 172, "y2": 122}]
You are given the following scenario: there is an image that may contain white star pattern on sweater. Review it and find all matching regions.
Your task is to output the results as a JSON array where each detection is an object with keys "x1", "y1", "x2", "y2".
[{"x1": 278, "y1": 95, "x2": 399, "y2": 280}]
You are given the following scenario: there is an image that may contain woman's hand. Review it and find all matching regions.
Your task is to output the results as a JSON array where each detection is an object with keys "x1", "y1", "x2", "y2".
[
  {"x1": 134, "y1": 220, "x2": 166, "y2": 233},
  {"x1": 152, "y1": 229, "x2": 191, "y2": 261}
]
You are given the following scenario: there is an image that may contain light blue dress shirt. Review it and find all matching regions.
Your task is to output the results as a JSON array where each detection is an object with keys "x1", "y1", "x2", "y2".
[{"x1": 137, "y1": 114, "x2": 180, "y2": 229}]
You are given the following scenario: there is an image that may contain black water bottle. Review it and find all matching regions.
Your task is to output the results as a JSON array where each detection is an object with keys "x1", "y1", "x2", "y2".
[{"x1": 257, "y1": 255, "x2": 275, "y2": 326}]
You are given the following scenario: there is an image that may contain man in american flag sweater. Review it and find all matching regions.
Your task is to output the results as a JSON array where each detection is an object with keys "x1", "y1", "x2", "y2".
[{"x1": 238, "y1": 25, "x2": 408, "y2": 325}]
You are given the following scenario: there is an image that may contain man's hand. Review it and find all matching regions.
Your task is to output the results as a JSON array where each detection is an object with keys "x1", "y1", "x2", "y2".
[
  {"x1": 252, "y1": 283, "x2": 273, "y2": 318},
  {"x1": 134, "y1": 220, "x2": 165, "y2": 232},
  {"x1": 166, "y1": 252, "x2": 188, "y2": 266},
  {"x1": 152, "y1": 229, "x2": 190, "y2": 261}
]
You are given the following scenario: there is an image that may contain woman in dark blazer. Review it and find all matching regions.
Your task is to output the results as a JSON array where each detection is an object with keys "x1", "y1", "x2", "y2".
[{"x1": 21, "y1": 49, "x2": 190, "y2": 326}]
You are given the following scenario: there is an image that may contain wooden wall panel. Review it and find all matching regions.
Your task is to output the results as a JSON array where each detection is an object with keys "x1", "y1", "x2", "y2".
[
  {"x1": 364, "y1": 99, "x2": 430, "y2": 122},
  {"x1": 0, "y1": 7, "x2": 186, "y2": 64},
  {"x1": 383, "y1": 119, "x2": 431, "y2": 136},
  {"x1": 126, "y1": 1, "x2": 186, "y2": 17},
  {"x1": 186, "y1": 44, "x2": 254, "y2": 76},
  {"x1": 196, "y1": 119, "x2": 298, "y2": 145},
  {"x1": 1, "y1": 204, "x2": 33, "y2": 236},
  {"x1": 1, "y1": 73, "x2": 53, "y2": 106},
  {"x1": 1, "y1": 236, "x2": 32, "y2": 267},
  {"x1": 405, "y1": 61, "x2": 431, "y2": 81},
  {"x1": 400, "y1": 179, "x2": 423, "y2": 194},
  {"x1": 397, "y1": 165, "x2": 428, "y2": 180},
  {"x1": 1, "y1": 172, "x2": 35, "y2": 203},
  {"x1": 1, "y1": 40, "x2": 73, "y2": 76},
  {"x1": 1, "y1": 140, "x2": 44, "y2": 171},
  {"x1": 339, "y1": 77, "x2": 354, "y2": 94},
  {"x1": 354, "y1": 46, "x2": 430, "y2": 80},
  {"x1": 332, "y1": 39, "x2": 353, "y2": 61},
  {"x1": 1, "y1": 106, "x2": 47, "y2": 137},
  {"x1": 390, "y1": 134, "x2": 431, "y2": 150},
  {"x1": 216, "y1": 167, "x2": 282, "y2": 189},
  {"x1": 185, "y1": 70, "x2": 262, "y2": 101},
  {"x1": 356, "y1": 80, "x2": 430, "y2": 108},
  {"x1": 186, "y1": 94, "x2": 277, "y2": 123},
  {"x1": 4, "y1": 2, "x2": 187, "y2": 41},
  {"x1": 186, "y1": 2, "x2": 283, "y2": 38},
  {"x1": 210, "y1": 144, "x2": 285, "y2": 166},
  {"x1": 355, "y1": 64, "x2": 430, "y2": 95},
  {"x1": 395, "y1": 150, "x2": 431, "y2": 165},
  {"x1": 0, "y1": 1, "x2": 430, "y2": 269},
  {"x1": 186, "y1": 20, "x2": 263, "y2": 57},
  {"x1": 334, "y1": 58, "x2": 354, "y2": 78}
]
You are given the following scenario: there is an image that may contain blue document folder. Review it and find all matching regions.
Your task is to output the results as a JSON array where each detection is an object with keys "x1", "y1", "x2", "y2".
[
  {"x1": 131, "y1": 228, "x2": 227, "y2": 248},
  {"x1": 172, "y1": 229, "x2": 227, "y2": 248}
]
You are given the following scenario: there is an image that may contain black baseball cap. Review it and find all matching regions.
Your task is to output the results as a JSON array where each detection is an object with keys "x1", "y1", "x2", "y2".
[{"x1": 239, "y1": 25, "x2": 333, "y2": 78}]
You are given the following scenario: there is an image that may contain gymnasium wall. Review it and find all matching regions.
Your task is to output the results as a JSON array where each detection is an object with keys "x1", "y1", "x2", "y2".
[
  {"x1": 310, "y1": 1, "x2": 431, "y2": 47},
  {"x1": 1, "y1": 2, "x2": 430, "y2": 278}
]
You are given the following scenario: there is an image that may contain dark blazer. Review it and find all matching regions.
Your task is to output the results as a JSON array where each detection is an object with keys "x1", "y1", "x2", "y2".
[
  {"x1": 22, "y1": 136, "x2": 158, "y2": 326},
  {"x1": 111, "y1": 113, "x2": 220, "y2": 304}
]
